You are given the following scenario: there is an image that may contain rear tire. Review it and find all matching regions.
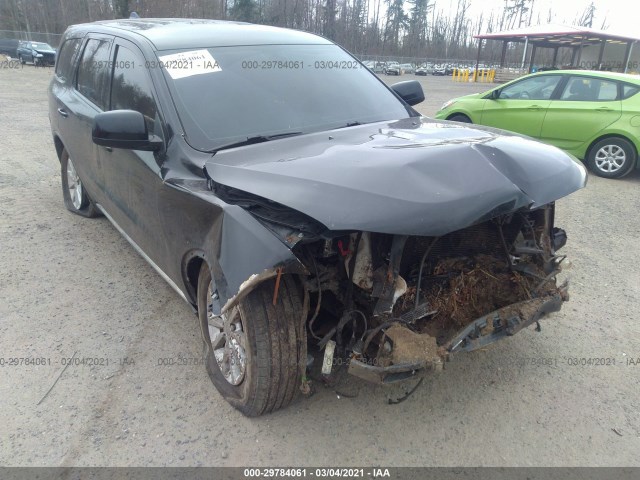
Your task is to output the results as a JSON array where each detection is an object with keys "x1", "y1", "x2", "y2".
[
  {"x1": 197, "y1": 264, "x2": 306, "y2": 416},
  {"x1": 60, "y1": 149, "x2": 101, "y2": 217},
  {"x1": 586, "y1": 137, "x2": 636, "y2": 179}
]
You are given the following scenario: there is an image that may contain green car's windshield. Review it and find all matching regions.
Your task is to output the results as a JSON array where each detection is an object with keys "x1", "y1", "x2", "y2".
[{"x1": 160, "y1": 44, "x2": 411, "y2": 151}]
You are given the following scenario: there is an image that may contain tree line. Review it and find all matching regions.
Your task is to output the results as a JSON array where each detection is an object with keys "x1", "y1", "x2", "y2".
[{"x1": 0, "y1": 0, "x2": 605, "y2": 60}]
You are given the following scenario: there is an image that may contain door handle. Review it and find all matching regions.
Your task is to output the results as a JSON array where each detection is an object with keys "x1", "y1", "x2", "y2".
[
  {"x1": 104, "y1": 146, "x2": 113, "y2": 152},
  {"x1": 527, "y1": 105, "x2": 542, "y2": 110},
  {"x1": 57, "y1": 108, "x2": 68, "y2": 117},
  {"x1": 595, "y1": 107, "x2": 612, "y2": 112}
]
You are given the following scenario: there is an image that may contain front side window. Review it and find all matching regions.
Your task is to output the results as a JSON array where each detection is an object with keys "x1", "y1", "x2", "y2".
[
  {"x1": 55, "y1": 38, "x2": 82, "y2": 82},
  {"x1": 499, "y1": 75, "x2": 561, "y2": 100},
  {"x1": 110, "y1": 44, "x2": 158, "y2": 135},
  {"x1": 160, "y1": 44, "x2": 411, "y2": 151},
  {"x1": 560, "y1": 77, "x2": 619, "y2": 101},
  {"x1": 76, "y1": 39, "x2": 111, "y2": 110}
]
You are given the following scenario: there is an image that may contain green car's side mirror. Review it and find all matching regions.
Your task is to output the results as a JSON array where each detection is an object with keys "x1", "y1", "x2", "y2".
[{"x1": 490, "y1": 89, "x2": 501, "y2": 100}]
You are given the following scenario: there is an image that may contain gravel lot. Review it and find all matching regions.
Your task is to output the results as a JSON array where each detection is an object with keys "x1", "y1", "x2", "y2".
[{"x1": 1, "y1": 65, "x2": 639, "y2": 467}]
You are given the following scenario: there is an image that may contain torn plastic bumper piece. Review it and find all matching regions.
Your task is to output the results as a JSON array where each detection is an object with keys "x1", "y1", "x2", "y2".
[
  {"x1": 347, "y1": 358, "x2": 435, "y2": 384},
  {"x1": 446, "y1": 287, "x2": 568, "y2": 354},
  {"x1": 347, "y1": 284, "x2": 568, "y2": 384}
]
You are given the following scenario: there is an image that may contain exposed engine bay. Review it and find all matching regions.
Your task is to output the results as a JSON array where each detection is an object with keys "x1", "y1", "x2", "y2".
[{"x1": 294, "y1": 203, "x2": 569, "y2": 384}]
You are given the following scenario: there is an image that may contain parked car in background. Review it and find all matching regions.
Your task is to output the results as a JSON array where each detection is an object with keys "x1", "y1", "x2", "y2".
[
  {"x1": 415, "y1": 64, "x2": 432, "y2": 76},
  {"x1": 436, "y1": 70, "x2": 640, "y2": 178},
  {"x1": 432, "y1": 64, "x2": 453, "y2": 76},
  {"x1": 0, "y1": 38, "x2": 19, "y2": 57},
  {"x1": 17, "y1": 41, "x2": 56, "y2": 65},
  {"x1": 400, "y1": 63, "x2": 414, "y2": 74},
  {"x1": 384, "y1": 61, "x2": 402, "y2": 75},
  {"x1": 50, "y1": 19, "x2": 584, "y2": 417},
  {"x1": 363, "y1": 60, "x2": 385, "y2": 74}
]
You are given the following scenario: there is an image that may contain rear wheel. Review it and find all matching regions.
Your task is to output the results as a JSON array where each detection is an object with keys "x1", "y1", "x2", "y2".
[
  {"x1": 60, "y1": 149, "x2": 100, "y2": 217},
  {"x1": 587, "y1": 137, "x2": 636, "y2": 179},
  {"x1": 448, "y1": 114, "x2": 472, "y2": 123},
  {"x1": 19, "y1": 55, "x2": 25, "y2": 65},
  {"x1": 197, "y1": 264, "x2": 306, "y2": 416}
]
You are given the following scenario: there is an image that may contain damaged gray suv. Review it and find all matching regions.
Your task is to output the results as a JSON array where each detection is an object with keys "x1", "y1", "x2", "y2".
[{"x1": 49, "y1": 19, "x2": 586, "y2": 416}]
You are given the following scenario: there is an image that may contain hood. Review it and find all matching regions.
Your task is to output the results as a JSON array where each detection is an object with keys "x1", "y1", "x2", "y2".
[{"x1": 205, "y1": 117, "x2": 586, "y2": 236}]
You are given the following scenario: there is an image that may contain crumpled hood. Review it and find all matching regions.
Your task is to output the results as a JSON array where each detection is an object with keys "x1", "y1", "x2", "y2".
[{"x1": 205, "y1": 117, "x2": 586, "y2": 236}]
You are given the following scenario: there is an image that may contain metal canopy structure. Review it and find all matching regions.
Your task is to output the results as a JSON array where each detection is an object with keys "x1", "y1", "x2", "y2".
[{"x1": 472, "y1": 23, "x2": 639, "y2": 79}]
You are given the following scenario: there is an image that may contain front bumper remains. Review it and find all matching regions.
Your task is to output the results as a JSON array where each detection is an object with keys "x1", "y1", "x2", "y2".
[{"x1": 347, "y1": 284, "x2": 568, "y2": 384}]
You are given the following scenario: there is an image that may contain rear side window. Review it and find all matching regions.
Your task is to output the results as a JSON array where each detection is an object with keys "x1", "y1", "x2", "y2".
[
  {"x1": 622, "y1": 84, "x2": 640, "y2": 99},
  {"x1": 76, "y1": 39, "x2": 111, "y2": 110},
  {"x1": 55, "y1": 38, "x2": 82, "y2": 82},
  {"x1": 560, "y1": 77, "x2": 618, "y2": 101},
  {"x1": 110, "y1": 44, "x2": 159, "y2": 135}
]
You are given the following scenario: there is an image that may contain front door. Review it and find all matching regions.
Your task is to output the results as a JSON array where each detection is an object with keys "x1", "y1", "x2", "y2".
[{"x1": 480, "y1": 74, "x2": 563, "y2": 138}]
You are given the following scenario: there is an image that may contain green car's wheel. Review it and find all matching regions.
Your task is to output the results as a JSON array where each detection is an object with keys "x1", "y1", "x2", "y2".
[
  {"x1": 587, "y1": 137, "x2": 636, "y2": 179},
  {"x1": 448, "y1": 114, "x2": 472, "y2": 123}
]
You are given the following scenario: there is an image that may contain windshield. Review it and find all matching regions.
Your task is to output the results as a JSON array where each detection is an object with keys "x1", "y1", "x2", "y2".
[
  {"x1": 160, "y1": 44, "x2": 411, "y2": 151},
  {"x1": 32, "y1": 43, "x2": 53, "y2": 50}
]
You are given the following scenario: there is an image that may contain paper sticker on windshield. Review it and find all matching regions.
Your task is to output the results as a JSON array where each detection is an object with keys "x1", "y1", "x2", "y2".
[{"x1": 157, "y1": 50, "x2": 221, "y2": 80}]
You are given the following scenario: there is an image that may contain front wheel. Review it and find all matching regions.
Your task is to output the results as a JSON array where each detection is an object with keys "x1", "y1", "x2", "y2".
[
  {"x1": 587, "y1": 137, "x2": 636, "y2": 179},
  {"x1": 448, "y1": 114, "x2": 472, "y2": 123},
  {"x1": 60, "y1": 149, "x2": 101, "y2": 217},
  {"x1": 197, "y1": 264, "x2": 306, "y2": 416}
]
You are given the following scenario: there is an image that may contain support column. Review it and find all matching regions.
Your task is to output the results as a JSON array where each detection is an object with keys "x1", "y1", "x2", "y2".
[
  {"x1": 597, "y1": 39, "x2": 606, "y2": 70},
  {"x1": 474, "y1": 38, "x2": 483, "y2": 82},
  {"x1": 500, "y1": 40, "x2": 508, "y2": 67},
  {"x1": 623, "y1": 41, "x2": 635, "y2": 73},
  {"x1": 528, "y1": 44, "x2": 537, "y2": 73},
  {"x1": 575, "y1": 35, "x2": 586, "y2": 67},
  {"x1": 520, "y1": 36, "x2": 529, "y2": 70},
  {"x1": 552, "y1": 46, "x2": 559, "y2": 68}
]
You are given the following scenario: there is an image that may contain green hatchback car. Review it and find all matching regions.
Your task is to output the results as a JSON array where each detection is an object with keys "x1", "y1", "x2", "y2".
[{"x1": 435, "y1": 70, "x2": 640, "y2": 178}]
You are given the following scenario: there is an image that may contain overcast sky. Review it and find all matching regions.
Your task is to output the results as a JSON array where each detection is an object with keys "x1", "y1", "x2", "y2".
[{"x1": 458, "y1": 0, "x2": 637, "y2": 35}]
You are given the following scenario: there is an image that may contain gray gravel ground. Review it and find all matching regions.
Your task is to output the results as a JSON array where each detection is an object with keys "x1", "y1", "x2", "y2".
[{"x1": 1, "y1": 66, "x2": 639, "y2": 467}]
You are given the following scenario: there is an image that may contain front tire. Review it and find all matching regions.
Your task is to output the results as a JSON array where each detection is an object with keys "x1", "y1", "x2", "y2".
[
  {"x1": 60, "y1": 149, "x2": 100, "y2": 217},
  {"x1": 448, "y1": 114, "x2": 472, "y2": 123},
  {"x1": 197, "y1": 264, "x2": 306, "y2": 416},
  {"x1": 587, "y1": 137, "x2": 636, "y2": 179}
]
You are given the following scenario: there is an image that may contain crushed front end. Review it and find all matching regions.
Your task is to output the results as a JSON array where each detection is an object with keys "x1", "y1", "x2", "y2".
[{"x1": 294, "y1": 203, "x2": 569, "y2": 384}]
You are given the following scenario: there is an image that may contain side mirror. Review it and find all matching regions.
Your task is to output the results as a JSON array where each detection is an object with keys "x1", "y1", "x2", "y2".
[
  {"x1": 92, "y1": 110, "x2": 162, "y2": 151},
  {"x1": 489, "y1": 89, "x2": 501, "y2": 100},
  {"x1": 391, "y1": 80, "x2": 425, "y2": 106}
]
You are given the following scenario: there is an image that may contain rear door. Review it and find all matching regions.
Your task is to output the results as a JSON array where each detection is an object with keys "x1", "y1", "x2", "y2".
[
  {"x1": 63, "y1": 35, "x2": 114, "y2": 201},
  {"x1": 480, "y1": 74, "x2": 563, "y2": 138},
  {"x1": 539, "y1": 75, "x2": 622, "y2": 152},
  {"x1": 50, "y1": 36, "x2": 84, "y2": 159}
]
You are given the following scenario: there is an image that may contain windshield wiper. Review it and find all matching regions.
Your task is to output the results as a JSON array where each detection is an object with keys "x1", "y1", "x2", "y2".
[{"x1": 209, "y1": 132, "x2": 303, "y2": 153}]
